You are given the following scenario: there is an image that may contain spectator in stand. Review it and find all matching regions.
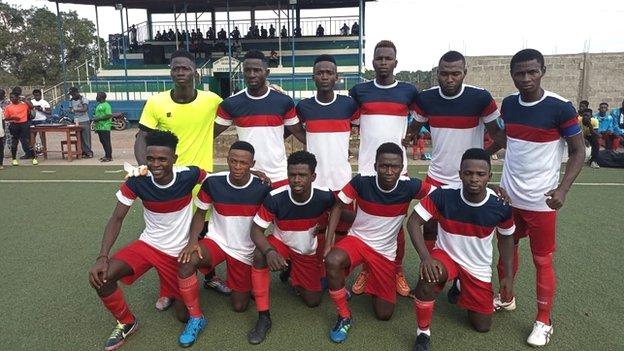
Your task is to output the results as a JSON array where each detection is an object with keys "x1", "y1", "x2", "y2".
[
  {"x1": 351, "y1": 21, "x2": 360, "y2": 35},
  {"x1": 218, "y1": 28, "x2": 227, "y2": 40},
  {"x1": 268, "y1": 50, "x2": 279, "y2": 67},
  {"x1": 253, "y1": 25, "x2": 260, "y2": 38},
  {"x1": 233, "y1": 39, "x2": 242, "y2": 58},
  {"x1": 69, "y1": 86, "x2": 93, "y2": 158},
  {"x1": 261, "y1": 26, "x2": 268, "y2": 38},
  {"x1": 196, "y1": 28, "x2": 203, "y2": 40},
  {"x1": 207, "y1": 27, "x2": 215, "y2": 40},
  {"x1": 93, "y1": 92, "x2": 113, "y2": 162},
  {"x1": 269, "y1": 24, "x2": 276, "y2": 38},
  {"x1": 129, "y1": 24, "x2": 137, "y2": 48},
  {"x1": 294, "y1": 26, "x2": 302, "y2": 37},
  {"x1": 167, "y1": 28, "x2": 175, "y2": 41},
  {"x1": 191, "y1": 29, "x2": 198, "y2": 42},
  {"x1": 579, "y1": 109, "x2": 600, "y2": 168},
  {"x1": 154, "y1": 30, "x2": 163, "y2": 41},
  {"x1": 578, "y1": 100, "x2": 589, "y2": 114},
  {"x1": 4, "y1": 91, "x2": 36, "y2": 165},
  {"x1": 280, "y1": 25, "x2": 288, "y2": 38},
  {"x1": 316, "y1": 24, "x2": 325, "y2": 37},
  {"x1": 595, "y1": 102, "x2": 622, "y2": 150},
  {"x1": 610, "y1": 99, "x2": 624, "y2": 149},
  {"x1": 340, "y1": 23, "x2": 350, "y2": 36},
  {"x1": 231, "y1": 26, "x2": 240, "y2": 40}
]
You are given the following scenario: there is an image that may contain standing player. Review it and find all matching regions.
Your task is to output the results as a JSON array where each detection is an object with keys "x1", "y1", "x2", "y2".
[
  {"x1": 495, "y1": 49, "x2": 585, "y2": 347},
  {"x1": 348, "y1": 40, "x2": 419, "y2": 297},
  {"x1": 405, "y1": 51, "x2": 505, "y2": 252},
  {"x1": 215, "y1": 50, "x2": 306, "y2": 189},
  {"x1": 88, "y1": 131, "x2": 207, "y2": 351},
  {"x1": 408, "y1": 148, "x2": 516, "y2": 351},
  {"x1": 174, "y1": 141, "x2": 271, "y2": 348},
  {"x1": 247, "y1": 151, "x2": 335, "y2": 345},
  {"x1": 296, "y1": 54, "x2": 359, "y2": 280},
  {"x1": 323, "y1": 143, "x2": 432, "y2": 343},
  {"x1": 133, "y1": 50, "x2": 226, "y2": 308}
]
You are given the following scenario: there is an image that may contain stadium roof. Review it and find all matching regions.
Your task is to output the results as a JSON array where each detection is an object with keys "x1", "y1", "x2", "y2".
[{"x1": 48, "y1": 0, "x2": 374, "y2": 13}]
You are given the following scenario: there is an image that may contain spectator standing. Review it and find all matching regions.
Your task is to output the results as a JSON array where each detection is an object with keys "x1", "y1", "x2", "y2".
[
  {"x1": 93, "y1": 92, "x2": 113, "y2": 162},
  {"x1": 280, "y1": 25, "x2": 287, "y2": 38},
  {"x1": 579, "y1": 109, "x2": 600, "y2": 168},
  {"x1": 4, "y1": 91, "x2": 37, "y2": 165},
  {"x1": 260, "y1": 26, "x2": 268, "y2": 38},
  {"x1": 30, "y1": 89, "x2": 51, "y2": 150},
  {"x1": 316, "y1": 24, "x2": 325, "y2": 37},
  {"x1": 69, "y1": 86, "x2": 93, "y2": 158},
  {"x1": 340, "y1": 23, "x2": 350, "y2": 36},
  {"x1": 269, "y1": 24, "x2": 276, "y2": 38},
  {"x1": 609, "y1": 99, "x2": 624, "y2": 149},
  {"x1": 294, "y1": 26, "x2": 302, "y2": 37},
  {"x1": 129, "y1": 24, "x2": 137, "y2": 48},
  {"x1": 218, "y1": 28, "x2": 227, "y2": 40},
  {"x1": 206, "y1": 27, "x2": 215, "y2": 40},
  {"x1": 231, "y1": 26, "x2": 240, "y2": 40},
  {"x1": 351, "y1": 21, "x2": 360, "y2": 35}
]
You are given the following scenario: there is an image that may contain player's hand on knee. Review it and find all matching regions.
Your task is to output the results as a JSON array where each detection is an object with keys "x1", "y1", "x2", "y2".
[
  {"x1": 178, "y1": 242, "x2": 203, "y2": 263},
  {"x1": 419, "y1": 256, "x2": 441, "y2": 283},
  {"x1": 266, "y1": 250, "x2": 288, "y2": 271},
  {"x1": 89, "y1": 257, "x2": 110, "y2": 289}
]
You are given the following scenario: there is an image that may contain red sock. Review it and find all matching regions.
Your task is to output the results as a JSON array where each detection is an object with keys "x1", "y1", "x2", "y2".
[
  {"x1": 534, "y1": 253, "x2": 555, "y2": 324},
  {"x1": 395, "y1": 228, "x2": 406, "y2": 273},
  {"x1": 252, "y1": 267, "x2": 270, "y2": 312},
  {"x1": 329, "y1": 288, "x2": 351, "y2": 318},
  {"x1": 101, "y1": 288, "x2": 135, "y2": 324},
  {"x1": 414, "y1": 298, "x2": 435, "y2": 331},
  {"x1": 497, "y1": 244, "x2": 519, "y2": 301},
  {"x1": 425, "y1": 240, "x2": 436, "y2": 253},
  {"x1": 178, "y1": 275, "x2": 203, "y2": 318}
]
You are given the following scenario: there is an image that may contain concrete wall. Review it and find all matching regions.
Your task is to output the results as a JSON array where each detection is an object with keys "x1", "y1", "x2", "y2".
[{"x1": 457, "y1": 52, "x2": 624, "y2": 109}]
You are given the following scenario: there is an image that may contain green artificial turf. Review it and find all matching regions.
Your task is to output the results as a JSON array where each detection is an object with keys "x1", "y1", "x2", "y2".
[{"x1": 0, "y1": 165, "x2": 622, "y2": 350}]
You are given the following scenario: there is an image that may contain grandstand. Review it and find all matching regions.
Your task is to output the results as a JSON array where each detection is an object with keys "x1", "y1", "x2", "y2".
[{"x1": 45, "y1": 0, "x2": 372, "y2": 121}]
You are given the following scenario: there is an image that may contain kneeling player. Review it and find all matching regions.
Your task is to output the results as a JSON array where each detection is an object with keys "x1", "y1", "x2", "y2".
[
  {"x1": 247, "y1": 151, "x2": 336, "y2": 345},
  {"x1": 324, "y1": 142, "x2": 432, "y2": 343},
  {"x1": 408, "y1": 148, "x2": 515, "y2": 351},
  {"x1": 175, "y1": 141, "x2": 271, "y2": 347},
  {"x1": 88, "y1": 131, "x2": 206, "y2": 351}
]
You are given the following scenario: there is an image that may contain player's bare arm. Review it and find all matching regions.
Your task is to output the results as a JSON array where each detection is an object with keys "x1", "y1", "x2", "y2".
[
  {"x1": 285, "y1": 122, "x2": 307, "y2": 144},
  {"x1": 213, "y1": 123, "x2": 229, "y2": 139},
  {"x1": 88, "y1": 202, "x2": 131, "y2": 289},
  {"x1": 403, "y1": 119, "x2": 425, "y2": 147},
  {"x1": 497, "y1": 231, "x2": 515, "y2": 300},
  {"x1": 178, "y1": 208, "x2": 208, "y2": 263},
  {"x1": 484, "y1": 119, "x2": 507, "y2": 154},
  {"x1": 250, "y1": 222, "x2": 287, "y2": 271},
  {"x1": 324, "y1": 200, "x2": 347, "y2": 257},
  {"x1": 545, "y1": 132, "x2": 585, "y2": 210},
  {"x1": 133, "y1": 129, "x2": 149, "y2": 165},
  {"x1": 406, "y1": 211, "x2": 442, "y2": 283}
]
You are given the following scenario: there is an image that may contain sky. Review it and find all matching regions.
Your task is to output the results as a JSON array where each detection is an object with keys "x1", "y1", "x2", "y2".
[{"x1": 5, "y1": 0, "x2": 624, "y2": 71}]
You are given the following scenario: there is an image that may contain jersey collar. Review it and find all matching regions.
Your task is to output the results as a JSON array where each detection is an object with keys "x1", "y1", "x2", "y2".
[
  {"x1": 314, "y1": 92, "x2": 337, "y2": 106},
  {"x1": 459, "y1": 186, "x2": 491, "y2": 207},
  {"x1": 149, "y1": 168, "x2": 178, "y2": 189},
  {"x1": 438, "y1": 84, "x2": 465, "y2": 100},
  {"x1": 373, "y1": 79, "x2": 398, "y2": 89},
  {"x1": 375, "y1": 175, "x2": 399, "y2": 193},
  {"x1": 226, "y1": 172, "x2": 254, "y2": 189},
  {"x1": 288, "y1": 187, "x2": 314, "y2": 206},
  {"x1": 245, "y1": 87, "x2": 271, "y2": 100},
  {"x1": 518, "y1": 90, "x2": 548, "y2": 107}
]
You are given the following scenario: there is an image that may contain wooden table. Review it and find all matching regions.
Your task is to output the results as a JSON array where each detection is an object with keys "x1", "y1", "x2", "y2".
[{"x1": 30, "y1": 124, "x2": 83, "y2": 161}]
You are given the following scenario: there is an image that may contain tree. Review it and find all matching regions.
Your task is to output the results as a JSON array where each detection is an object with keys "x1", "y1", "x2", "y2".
[{"x1": 0, "y1": 2, "x2": 103, "y2": 86}]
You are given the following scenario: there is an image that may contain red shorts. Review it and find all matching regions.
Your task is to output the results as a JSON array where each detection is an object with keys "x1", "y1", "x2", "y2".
[
  {"x1": 268, "y1": 235, "x2": 321, "y2": 292},
  {"x1": 424, "y1": 175, "x2": 446, "y2": 188},
  {"x1": 198, "y1": 238, "x2": 252, "y2": 292},
  {"x1": 431, "y1": 249, "x2": 493, "y2": 315},
  {"x1": 335, "y1": 236, "x2": 396, "y2": 303},
  {"x1": 271, "y1": 178, "x2": 289, "y2": 189},
  {"x1": 112, "y1": 240, "x2": 181, "y2": 299},
  {"x1": 512, "y1": 208, "x2": 557, "y2": 255}
]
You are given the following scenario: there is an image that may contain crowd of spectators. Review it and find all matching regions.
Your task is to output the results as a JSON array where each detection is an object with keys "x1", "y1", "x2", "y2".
[{"x1": 577, "y1": 99, "x2": 623, "y2": 168}]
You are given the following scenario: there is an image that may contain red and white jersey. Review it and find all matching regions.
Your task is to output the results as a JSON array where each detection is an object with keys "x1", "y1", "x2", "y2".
[
  {"x1": 253, "y1": 186, "x2": 335, "y2": 255},
  {"x1": 500, "y1": 91, "x2": 581, "y2": 211},
  {"x1": 116, "y1": 166, "x2": 207, "y2": 257},
  {"x1": 349, "y1": 80, "x2": 418, "y2": 175},
  {"x1": 216, "y1": 88, "x2": 298, "y2": 183},
  {"x1": 195, "y1": 172, "x2": 271, "y2": 265},
  {"x1": 338, "y1": 174, "x2": 432, "y2": 261},
  {"x1": 415, "y1": 187, "x2": 515, "y2": 282},
  {"x1": 413, "y1": 85, "x2": 499, "y2": 186},
  {"x1": 296, "y1": 94, "x2": 359, "y2": 191}
]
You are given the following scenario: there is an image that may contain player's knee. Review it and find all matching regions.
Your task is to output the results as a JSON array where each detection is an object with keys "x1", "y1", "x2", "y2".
[
  {"x1": 374, "y1": 309, "x2": 394, "y2": 321},
  {"x1": 302, "y1": 294, "x2": 322, "y2": 308},
  {"x1": 177, "y1": 261, "x2": 199, "y2": 278},
  {"x1": 231, "y1": 299, "x2": 249, "y2": 313},
  {"x1": 471, "y1": 319, "x2": 491, "y2": 333},
  {"x1": 414, "y1": 280, "x2": 436, "y2": 299},
  {"x1": 324, "y1": 251, "x2": 345, "y2": 273}
]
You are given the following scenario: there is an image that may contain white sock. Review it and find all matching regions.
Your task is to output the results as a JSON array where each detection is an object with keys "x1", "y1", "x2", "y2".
[{"x1": 417, "y1": 328, "x2": 431, "y2": 336}]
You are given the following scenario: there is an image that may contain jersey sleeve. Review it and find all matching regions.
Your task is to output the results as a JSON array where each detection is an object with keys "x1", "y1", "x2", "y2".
[
  {"x1": 253, "y1": 195, "x2": 276, "y2": 229},
  {"x1": 413, "y1": 189, "x2": 443, "y2": 222},
  {"x1": 480, "y1": 91, "x2": 500, "y2": 123},
  {"x1": 295, "y1": 102, "x2": 305, "y2": 123},
  {"x1": 283, "y1": 98, "x2": 299, "y2": 126},
  {"x1": 496, "y1": 206, "x2": 516, "y2": 236},
  {"x1": 116, "y1": 179, "x2": 138, "y2": 206},
  {"x1": 215, "y1": 102, "x2": 233, "y2": 126},
  {"x1": 412, "y1": 178, "x2": 435, "y2": 200},
  {"x1": 138, "y1": 97, "x2": 159, "y2": 129},
  {"x1": 337, "y1": 175, "x2": 360, "y2": 205},
  {"x1": 194, "y1": 179, "x2": 213, "y2": 210},
  {"x1": 410, "y1": 94, "x2": 428, "y2": 122},
  {"x1": 558, "y1": 101, "x2": 581, "y2": 138}
]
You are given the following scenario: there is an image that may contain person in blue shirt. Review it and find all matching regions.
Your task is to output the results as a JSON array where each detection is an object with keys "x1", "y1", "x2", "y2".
[{"x1": 595, "y1": 102, "x2": 621, "y2": 150}]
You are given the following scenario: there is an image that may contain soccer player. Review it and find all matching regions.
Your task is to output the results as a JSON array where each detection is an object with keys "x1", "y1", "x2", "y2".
[
  {"x1": 296, "y1": 54, "x2": 359, "y2": 280},
  {"x1": 348, "y1": 40, "x2": 419, "y2": 297},
  {"x1": 88, "y1": 131, "x2": 207, "y2": 351},
  {"x1": 133, "y1": 50, "x2": 226, "y2": 308},
  {"x1": 246, "y1": 151, "x2": 335, "y2": 345},
  {"x1": 324, "y1": 142, "x2": 433, "y2": 343},
  {"x1": 495, "y1": 49, "x2": 585, "y2": 347},
  {"x1": 408, "y1": 148, "x2": 516, "y2": 351},
  {"x1": 215, "y1": 50, "x2": 306, "y2": 189},
  {"x1": 175, "y1": 141, "x2": 271, "y2": 347}
]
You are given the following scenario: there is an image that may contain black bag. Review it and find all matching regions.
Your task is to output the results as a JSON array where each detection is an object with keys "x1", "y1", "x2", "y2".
[{"x1": 596, "y1": 150, "x2": 624, "y2": 168}]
